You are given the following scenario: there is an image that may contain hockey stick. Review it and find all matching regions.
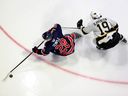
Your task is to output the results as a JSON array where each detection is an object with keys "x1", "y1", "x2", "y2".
[
  {"x1": 2, "y1": 40, "x2": 45, "y2": 81},
  {"x1": 62, "y1": 27, "x2": 78, "y2": 29}
]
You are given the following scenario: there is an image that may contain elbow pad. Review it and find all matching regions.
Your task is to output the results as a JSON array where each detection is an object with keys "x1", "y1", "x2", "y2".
[{"x1": 80, "y1": 26, "x2": 88, "y2": 35}]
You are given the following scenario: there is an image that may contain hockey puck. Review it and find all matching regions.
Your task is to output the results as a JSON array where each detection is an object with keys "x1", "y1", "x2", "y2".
[{"x1": 9, "y1": 74, "x2": 13, "y2": 78}]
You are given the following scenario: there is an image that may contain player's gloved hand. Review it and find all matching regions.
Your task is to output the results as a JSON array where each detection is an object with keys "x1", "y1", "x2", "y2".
[
  {"x1": 77, "y1": 19, "x2": 83, "y2": 29},
  {"x1": 32, "y1": 46, "x2": 39, "y2": 53},
  {"x1": 42, "y1": 32, "x2": 52, "y2": 40}
]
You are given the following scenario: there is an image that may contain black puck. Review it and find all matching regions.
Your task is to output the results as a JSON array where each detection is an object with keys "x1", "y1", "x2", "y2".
[{"x1": 9, "y1": 74, "x2": 13, "y2": 78}]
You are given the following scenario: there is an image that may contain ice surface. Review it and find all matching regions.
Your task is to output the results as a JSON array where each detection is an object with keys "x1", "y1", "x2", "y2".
[{"x1": 0, "y1": 0, "x2": 128, "y2": 96}]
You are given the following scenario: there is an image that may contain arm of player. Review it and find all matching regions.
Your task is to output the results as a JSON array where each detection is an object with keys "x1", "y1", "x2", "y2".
[
  {"x1": 77, "y1": 19, "x2": 91, "y2": 35},
  {"x1": 80, "y1": 26, "x2": 90, "y2": 35},
  {"x1": 32, "y1": 46, "x2": 49, "y2": 56}
]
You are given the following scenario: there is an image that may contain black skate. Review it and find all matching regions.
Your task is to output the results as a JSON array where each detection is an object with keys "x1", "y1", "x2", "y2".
[
  {"x1": 120, "y1": 34, "x2": 127, "y2": 43},
  {"x1": 121, "y1": 38, "x2": 127, "y2": 43}
]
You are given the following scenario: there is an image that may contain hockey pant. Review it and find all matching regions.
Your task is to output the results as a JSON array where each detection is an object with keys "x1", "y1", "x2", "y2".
[{"x1": 96, "y1": 32, "x2": 123, "y2": 50}]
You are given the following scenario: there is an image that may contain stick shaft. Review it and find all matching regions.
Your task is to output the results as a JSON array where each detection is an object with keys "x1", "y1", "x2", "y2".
[
  {"x1": 10, "y1": 40, "x2": 45, "y2": 73},
  {"x1": 10, "y1": 52, "x2": 33, "y2": 72},
  {"x1": 62, "y1": 27, "x2": 78, "y2": 29}
]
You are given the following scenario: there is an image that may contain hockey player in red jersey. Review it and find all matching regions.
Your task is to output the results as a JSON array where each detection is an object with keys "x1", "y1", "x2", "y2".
[
  {"x1": 77, "y1": 11, "x2": 127, "y2": 50},
  {"x1": 32, "y1": 24, "x2": 81, "y2": 56}
]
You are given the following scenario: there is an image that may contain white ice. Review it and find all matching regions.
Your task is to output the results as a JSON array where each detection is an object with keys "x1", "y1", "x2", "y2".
[{"x1": 0, "y1": 0, "x2": 128, "y2": 96}]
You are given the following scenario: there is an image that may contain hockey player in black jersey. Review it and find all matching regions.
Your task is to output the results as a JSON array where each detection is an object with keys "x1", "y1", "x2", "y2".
[
  {"x1": 77, "y1": 11, "x2": 127, "y2": 50},
  {"x1": 32, "y1": 24, "x2": 81, "y2": 56}
]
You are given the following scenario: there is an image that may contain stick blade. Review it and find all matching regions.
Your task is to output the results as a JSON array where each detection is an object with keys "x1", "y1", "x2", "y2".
[{"x1": 2, "y1": 73, "x2": 10, "y2": 81}]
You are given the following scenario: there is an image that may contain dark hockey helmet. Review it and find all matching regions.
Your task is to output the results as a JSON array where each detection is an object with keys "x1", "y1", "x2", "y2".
[{"x1": 42, "y1": 32, "x2": 52, "y2": 40}]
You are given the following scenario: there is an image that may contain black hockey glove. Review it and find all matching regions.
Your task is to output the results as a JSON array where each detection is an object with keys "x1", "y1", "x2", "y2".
[
  {"x1": 32, "y1": 46, "x2": 39, "y2": 53},
  {"x1": 77, "y1": 19, "x2": 83, "y2": 29},
  {"x1": 32, "y1": 46, "x2": 43, "y2": 55}
]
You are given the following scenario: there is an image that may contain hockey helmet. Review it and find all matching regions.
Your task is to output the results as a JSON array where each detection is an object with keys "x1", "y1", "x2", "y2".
[
  {"x1": 42, "y1": 32, "x2": 52, "y2": 40},
  {"x1": 90, "y1": 11, "x2": 102, "y2": 20}
]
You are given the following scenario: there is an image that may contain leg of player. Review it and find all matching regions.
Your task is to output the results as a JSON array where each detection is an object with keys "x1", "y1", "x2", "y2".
[{"x1": 93, "y1": 38, "x2": 104, "y2": 50}]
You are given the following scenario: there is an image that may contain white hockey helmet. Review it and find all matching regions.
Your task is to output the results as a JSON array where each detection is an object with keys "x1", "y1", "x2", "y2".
[{"x1": 90, "y1": 11, "x2": 102, "y2": 20}]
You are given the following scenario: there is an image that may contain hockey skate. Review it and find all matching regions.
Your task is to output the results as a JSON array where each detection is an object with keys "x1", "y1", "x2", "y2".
[
  {"x1": 120, "y1": 34, "x2": 127, "y2": 43},
  {"x1": 121, "y1": 38, "x2": 127, "y2": 43}
]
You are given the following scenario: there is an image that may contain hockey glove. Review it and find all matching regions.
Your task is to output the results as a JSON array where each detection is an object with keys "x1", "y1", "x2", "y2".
[
  {"x1": 77, "y1": 19, "x2": 83, "y2": 29},
  {"x1": 32, "y1": 46, "x2": 43, "y2": 55},
  {"x1": 32, "y1": 46, "x2": 39, "y2": 53}
]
